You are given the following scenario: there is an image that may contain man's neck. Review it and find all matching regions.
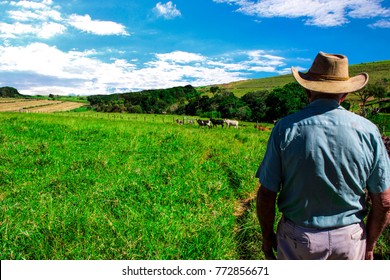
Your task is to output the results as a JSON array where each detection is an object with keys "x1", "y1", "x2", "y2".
[{"x1": 308, "y1": 92, "x2": 349, "y2": 104}]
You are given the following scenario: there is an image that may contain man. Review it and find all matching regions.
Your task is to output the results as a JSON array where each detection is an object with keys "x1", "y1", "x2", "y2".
[{"x1": 256, "y1": 52, "x2": 390, "y2": 260}]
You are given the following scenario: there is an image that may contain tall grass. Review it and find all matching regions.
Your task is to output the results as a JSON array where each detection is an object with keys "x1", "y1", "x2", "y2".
[{"x1": 0, "y1": 112, "x2": 269, "y2": 260}]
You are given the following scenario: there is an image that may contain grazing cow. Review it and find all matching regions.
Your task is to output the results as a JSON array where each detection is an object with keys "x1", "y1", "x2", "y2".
[
  {"x1": 224, "y1": 119, "x2": 239, "y2": 128},
  {"x1": 196, "y1": 119, "x2": 211, "y2": 128},
  {"x1": 176, "y1": 119, "x2": 183, "y2": 125},
  {"x1": 210, "y1": 118, "x2": 224, "y2": 128},
  {"x1": 187, "y1": 119, "x2": 194, "y2": 125}
]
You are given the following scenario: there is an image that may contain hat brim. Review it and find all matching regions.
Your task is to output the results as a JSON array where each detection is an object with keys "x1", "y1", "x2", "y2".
[{"x1": 292, "y1": 67, "x2": 369, "y2": 94}]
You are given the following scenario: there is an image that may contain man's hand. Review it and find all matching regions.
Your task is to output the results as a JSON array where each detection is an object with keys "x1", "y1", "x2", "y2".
[
  {"x1": 262, "y1": 232, "x2": 277, "y2": 260},
  {"x1": 365, "y1": 250, "x2": 374, "y2": 260},
  {"x1": 365, "y1": 187, "x2": 390, "y2": 260},
  {"x1": 256, "y1": 184, "x2": 278, "y2": 260}
]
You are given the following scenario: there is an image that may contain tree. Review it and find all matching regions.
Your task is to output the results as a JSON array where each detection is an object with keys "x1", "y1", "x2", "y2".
[
  {"x1": 264, "y1": 82, "x2": 307, "y2": 122},
  {"x1": 210, "y1": 86, "x2": 220, "y2": 96},
  {"x1": 354, "y1": 82, "x2": 387, "y2": 116},
  {"x1": 185, "y1": 95, "x2": 210, "y2": 116},
  {"x1": 236, "y1": 106, "x2": 252, "y2": 120},
  {"x1": 0, "y1": 86, "x2": 23, "y2": 98},
  {"x1": 212, "y1": 90, "x2": 245, "y2": 119},
  {"x1": 241, "y1": 90, "x2": 269, "y2": 122},
  {"x1": 127, "y1": 104, "x2": 143, "y2": 114}
]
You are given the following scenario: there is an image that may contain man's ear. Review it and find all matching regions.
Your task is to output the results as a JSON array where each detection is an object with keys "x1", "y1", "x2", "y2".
[
  {"x1": 340, "y1": 93, "x2": 349, "y2": 103},
  {"x1": 306, "y1": 89, "x2": 312, "y2": 102}
]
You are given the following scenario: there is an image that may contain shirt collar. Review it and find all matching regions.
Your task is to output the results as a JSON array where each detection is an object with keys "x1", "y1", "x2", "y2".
[{"x1": 308, "y1": 98, "x2": 341, "y2": 109}]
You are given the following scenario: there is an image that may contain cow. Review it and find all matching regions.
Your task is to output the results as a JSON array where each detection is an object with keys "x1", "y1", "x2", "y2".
[
  {"x1": 210, "y1": 118, "x2": 224, "y2": 128},
  {"x1": 254, "y1": 124, "x2": 270, "y2": 131},
  {"x1": 196, "y1": 119, "x2": 211, "y2": 128},
  {"x1": 187, "y1": 119, "x2": 195, "y2": 125},
  {"x1": 224, "y1": 119, "x2": 239, "y2": 128},
  {"x1": 176, "y1": 119, "x2": 183, "y2": 125}
]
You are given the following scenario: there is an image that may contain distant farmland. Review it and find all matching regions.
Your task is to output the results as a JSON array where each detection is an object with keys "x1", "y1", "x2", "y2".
[{"x1": 0, "y1": 98, "x2": 86, "y2": 113}]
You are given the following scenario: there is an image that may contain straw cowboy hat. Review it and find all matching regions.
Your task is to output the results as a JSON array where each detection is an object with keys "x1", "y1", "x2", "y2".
[{"x1": 292, "y1": 52, "x2": 369, "y2": 94}]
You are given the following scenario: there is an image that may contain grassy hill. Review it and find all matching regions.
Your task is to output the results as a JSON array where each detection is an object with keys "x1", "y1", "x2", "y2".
[
  {"x1": 206, "y1": 60, "x2": 390, "y2": 97},
  {"x1": 0, "y1": 86, "x2": 25, "y2": 98}
]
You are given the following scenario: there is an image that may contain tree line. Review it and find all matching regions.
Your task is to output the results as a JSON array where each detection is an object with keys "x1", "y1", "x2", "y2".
[
  {"x1": 87, "y1": 83, "x2": 312, "y2": 123},
  {"x1": 86, "y1": 80, "x2": 389, "y2": 123}
]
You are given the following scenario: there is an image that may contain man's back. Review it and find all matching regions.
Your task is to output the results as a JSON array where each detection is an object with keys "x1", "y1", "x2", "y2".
[
  {"x1": 256, "y1": 52, "x2": 390, "y2": 260},
  {"x1": 257, "y1": 98, "x2": 389, "y2": 228}
]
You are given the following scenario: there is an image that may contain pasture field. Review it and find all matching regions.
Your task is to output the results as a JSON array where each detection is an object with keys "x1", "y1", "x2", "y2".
[
  {"x1": 0, "y1": 112, "x2": 389, "y2": 260},
  {"x1": 0, "y1": 112, "x2": 270, "y2": 260},
  {"x1": 0, "y1": 98, "x2": 86, "y2": 113}
]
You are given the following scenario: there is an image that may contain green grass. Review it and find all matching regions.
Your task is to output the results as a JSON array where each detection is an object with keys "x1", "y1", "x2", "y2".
[
  {"x1": 350, "y1": 60, "x2": 390, "y2": 85},
  {"x1": 370, "y1": 113, "x2": 390, "y2": 135},
  {"x1": 0, "y1": 112, "x2": 270, "y2": 260}
]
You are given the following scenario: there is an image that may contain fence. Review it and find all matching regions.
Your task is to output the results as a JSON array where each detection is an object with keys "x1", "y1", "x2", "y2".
[{"x1": 11, "y1": 110, "x2": 389, "y2": 134}]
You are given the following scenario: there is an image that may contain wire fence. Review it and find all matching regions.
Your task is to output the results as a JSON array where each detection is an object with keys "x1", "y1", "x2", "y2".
[{"x1": 8, "y1": 108, "x2": 389, "y2": 134}]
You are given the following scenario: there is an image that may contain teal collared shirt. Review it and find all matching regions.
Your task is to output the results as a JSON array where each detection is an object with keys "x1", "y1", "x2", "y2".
[{"x1": 256, "y1": 98, "x2": 390, "y2": 228}]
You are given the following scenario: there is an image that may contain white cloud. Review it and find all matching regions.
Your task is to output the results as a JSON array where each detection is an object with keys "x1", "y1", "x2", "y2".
[
  {"x1": 67, "y1": 14, "x2": 129, "y2": 36},
  {"x1": 155, "y1": 51, "x2": 205, "y2": 63},
  {"x1": 0, "y1": 1, "x2": 64, "y2": 39},
  {"x1": 241, "y1": 50, "x2": 287, "y2": 74},
  {"x1": 8, "y1": 10, "x2": 42, "y2": 21},
  {"x1": 369, "y1": 19, "x2": 390, "y2": 28},
  {"x1": 0, "y1": 43, "x2": 288, "y2": 95},
  {"x1": 0, "y1": 22, "x2": 36, "y2": 38},
  {"x1": 0, "y1": 43, "x2": 89, "y2": 78},
  {"x1": 38, "y1": 22, "x2": 66, "y2": 38},
  {"x1": 207, "y1": 60, "x2": 247, "y2": 71},
  {"x1": 213, "y1": 0, "x2": 390, "y2": 27},
  {"x1": 0, "y1": 21, "x2": 65, "y2": 39},
  {"x1": 153, "y1": 1, "x2": 182, "y2": 19},
  {"x1": 10, "y1": 0, "x2": 49, "y2": 10},
  {"x1": 0, "y1": 1, "x2": 129, "y2": 39},
  {"x1": 7, "y1": 0, "x2": 61, "y2": 21}
]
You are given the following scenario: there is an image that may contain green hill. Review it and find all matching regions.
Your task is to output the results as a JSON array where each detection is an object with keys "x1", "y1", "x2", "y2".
[
  {"x1": 0, "y1": 86, "x2": 24, "y2": 98},
  {"x1": 207, "y1": 60, "x2": 390, "y2": 97}
]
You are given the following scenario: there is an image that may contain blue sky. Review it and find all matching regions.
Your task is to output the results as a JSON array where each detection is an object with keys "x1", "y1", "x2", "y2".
[{"x1": 0, "y1": 0, "x2": 389, "y2": 95}]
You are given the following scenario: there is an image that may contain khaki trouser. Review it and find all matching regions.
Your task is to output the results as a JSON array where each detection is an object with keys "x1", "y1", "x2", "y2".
[{"x1": 277, "y1": 216, "x2": 366, "y2": 260}]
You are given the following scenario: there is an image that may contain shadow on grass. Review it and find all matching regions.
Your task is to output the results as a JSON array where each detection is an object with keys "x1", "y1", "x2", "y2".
[{"x1": 233, "y1": 194, "x2": 264, "y2": 260}]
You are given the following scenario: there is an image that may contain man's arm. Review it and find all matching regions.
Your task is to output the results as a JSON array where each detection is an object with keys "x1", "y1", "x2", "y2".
[
  {"x1": 256, "y1": 184, "x2": 278, "y2": 260},
  {"x1": 365, "y1": 187, "x2": 390, "y2": 260}
]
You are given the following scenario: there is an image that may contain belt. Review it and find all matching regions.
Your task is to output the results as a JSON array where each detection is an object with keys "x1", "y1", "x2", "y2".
[{"x1": 282, "y1": 216, "x2": 345, "y2": 231}]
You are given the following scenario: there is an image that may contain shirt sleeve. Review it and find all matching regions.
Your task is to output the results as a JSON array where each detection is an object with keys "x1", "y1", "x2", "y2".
[
  {"x1": 366, "y1": 134, "x2": 390, "y2": 193},
  {"x1": 255, "y1": 126, "x2": 283, "y2": 192}
]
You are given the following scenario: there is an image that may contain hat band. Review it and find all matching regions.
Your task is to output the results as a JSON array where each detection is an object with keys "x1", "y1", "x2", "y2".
[{"x1": 307, "y1": 71, "x2": 350, "y2": 81}]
